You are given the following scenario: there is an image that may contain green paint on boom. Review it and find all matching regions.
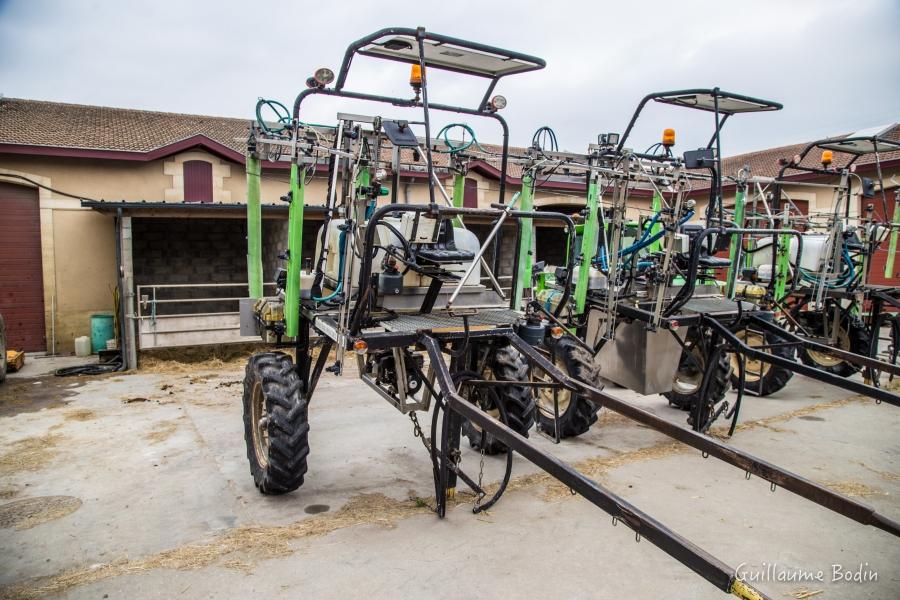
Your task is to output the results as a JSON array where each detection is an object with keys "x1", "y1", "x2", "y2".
[
  {"x1": 285, "y1": 163, "x2": 305, "y2": 337},
  {"x1": 452, "y1": 172, "x2": 465, "y2": 226},
  {"x1": 886, "y1": 192, "x2": 900, "y2": 279},
  {"x1": 648, "y1": 190, "x2": 663, "y2": 253},
  {"x1": 774, "y1": 209, "x2": 792, "y2": 301},
  {"x1": 725, "y1": 186, "x2": 745, "y2": 299},
  {"x1": 513, "y1": 173, "x2": 535, "y2": 310},
  {"x1": 575, "y1": 177, "x2": 600, "y2": 314},
  {"x1": 246, "y1": 152, "x2": 263, "y2": 300}
]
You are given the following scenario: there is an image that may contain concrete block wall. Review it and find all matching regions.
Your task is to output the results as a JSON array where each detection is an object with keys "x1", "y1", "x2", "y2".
[{"x1": 132, "y1": 218, "x2": 248, "y2": 315}]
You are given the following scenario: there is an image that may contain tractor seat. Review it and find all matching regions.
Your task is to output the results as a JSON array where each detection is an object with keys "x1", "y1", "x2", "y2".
[
  {"x1": 416, "y1": 242, "x2": 475, "y2": 264},
  {"x1": 698, "y1": 256, "x2": 732, "y2": 268},
  {"x1": 413, "y1": 219, "x2": 476, "y2": 265}
]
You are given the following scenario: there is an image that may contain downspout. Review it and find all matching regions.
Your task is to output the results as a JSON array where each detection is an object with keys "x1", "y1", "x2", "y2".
[{"x1": 114, "y1": 208, "x2": 128, "y2": 371}]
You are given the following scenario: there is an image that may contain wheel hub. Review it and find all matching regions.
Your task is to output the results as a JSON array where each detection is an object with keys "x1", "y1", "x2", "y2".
[{"x1": 251, "y1": 380, "x2": 270, "y2": 468}]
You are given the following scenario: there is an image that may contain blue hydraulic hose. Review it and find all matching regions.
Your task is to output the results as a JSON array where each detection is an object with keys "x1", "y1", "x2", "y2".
[
  {"x1": 800, "y1": 245, "x2": 856, "y2": 288},
  {"x1": 595, "y1": 210, "x2": 695, "y2": 269}
]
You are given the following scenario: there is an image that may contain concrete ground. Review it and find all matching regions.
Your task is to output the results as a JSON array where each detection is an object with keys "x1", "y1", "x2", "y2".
[{"x1": 0, "y1": 354, "x2": 897, "y2": 599}]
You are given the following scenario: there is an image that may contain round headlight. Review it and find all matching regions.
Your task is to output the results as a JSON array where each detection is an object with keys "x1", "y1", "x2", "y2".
[
  {"x1": 490, "y1": 95, "x2": 507, "y2": 111},
  {"x1": 313, "y1": 67, "x2": 335, "y2": 87}
]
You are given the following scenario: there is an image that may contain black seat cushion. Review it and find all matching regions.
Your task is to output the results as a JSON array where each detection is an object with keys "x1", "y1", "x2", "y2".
[{"x1": 416, "y1": 242, "x2": 475, "y2": 264}]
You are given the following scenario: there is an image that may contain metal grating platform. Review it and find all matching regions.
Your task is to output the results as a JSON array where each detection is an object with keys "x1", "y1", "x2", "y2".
[{"x1": 380, "y1": 309, "x2": 522, "y2": 333}]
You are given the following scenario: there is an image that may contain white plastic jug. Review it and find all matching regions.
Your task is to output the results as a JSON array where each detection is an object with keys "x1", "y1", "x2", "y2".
[{"x1": 75, "y1": 336, "x2": 91, "y2": 357}]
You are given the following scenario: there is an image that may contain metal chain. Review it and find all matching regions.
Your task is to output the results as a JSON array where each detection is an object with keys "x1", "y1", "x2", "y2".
[
  {"x1": 474, "y1": 446, "x2": 486, "y2": 509},
  {"x1": 409, "y1": 411, "x2": 430, "y2": 451}
]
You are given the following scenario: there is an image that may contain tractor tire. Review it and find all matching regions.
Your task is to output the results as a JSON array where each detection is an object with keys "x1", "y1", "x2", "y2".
[
  {"x1": 798, "y1": 314, "x2": 870, "y2": 378},
  {"x1": 536, "y1": 337, "x2": 601, "y2": 438},
  {"x1": 729, "y1": 326, "x2": 794, "y2": 396},
  {"x1": 462, "y1": 345, "x2": 535, "y2": 455},
  {"x1": 242, "y1": 351, "x2": 309, "y2": 495},
  {"x1": 663, "y1": 328, "x2": 732, "y2": 419}
]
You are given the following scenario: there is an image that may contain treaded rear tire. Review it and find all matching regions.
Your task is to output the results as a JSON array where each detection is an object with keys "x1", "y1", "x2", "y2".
[
  {"x1": 729, "y1": 325, "x2": 794, "y2": 396},
  {"x1": 798, "y1": 314, "x2": 870, "y2": 377},
  {"x1": 663, "y1": 328, "x2": 731, "y2": 418},
  {"x1": 462, "y1": 345, "x2": 535, "y2": 455},
  {"x1": 537, "y1": 337, "x2": 601, "y2": 438},
  {"x1": 242, "y1": 351, "x2": 309, "y2": 494}
]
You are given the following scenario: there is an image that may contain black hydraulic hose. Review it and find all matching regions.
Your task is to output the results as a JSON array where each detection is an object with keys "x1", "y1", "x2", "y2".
[
  {"x1": 447, "y1": 316, "x2": 470, "y2": 358},
  {"x1": 56, "y1": 357, "x2": 123, "y2": 377},
  {"x1": 473, "y1": 387, "x2": 513, "y2": 514},
  {"x1": 425, "y1": 375, "x2": 446, "y2": 513},
  {"x1": 727, "y1": 351, "x2": 746, "y2": 437}
]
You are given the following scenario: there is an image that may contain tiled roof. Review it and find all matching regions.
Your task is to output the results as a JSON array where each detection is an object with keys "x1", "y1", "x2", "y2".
[
  {"x1": 0, "y1": 97, "x2": 249, "y2": 154},
  {"x1": 717, "y1": 124, "x2": 900, "y2": 180}
]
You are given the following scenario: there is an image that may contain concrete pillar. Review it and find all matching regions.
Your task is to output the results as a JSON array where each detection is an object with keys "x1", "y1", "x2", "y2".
[{"x1": 119, "y1": 216, "x2": 138, "y2": 369}]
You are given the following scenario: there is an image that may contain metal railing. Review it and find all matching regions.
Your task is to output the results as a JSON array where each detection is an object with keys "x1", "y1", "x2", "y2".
[{"x1": 135, "y1": 282, "x2": 276, "y2": 348}]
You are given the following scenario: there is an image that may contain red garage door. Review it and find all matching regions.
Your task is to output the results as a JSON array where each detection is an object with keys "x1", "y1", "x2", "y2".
[{"x1": 0, "y1": 181, "x2": 46, "y2": 351}]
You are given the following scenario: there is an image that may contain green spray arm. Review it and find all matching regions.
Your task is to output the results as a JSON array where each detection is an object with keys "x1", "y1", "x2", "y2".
[
  {"x1": 725, "y1": 186, "x2": 745, "y2": 299},
  {"x1": 512, "y1": 174, "x2": 536, "y2": 310},
  {"x1": 648, "y1": 190, "x2": 664, "y2": 253},
  {"x1": 885, "y1": 190, "x2": 900, "y2": 279},
  {"x1": 452, "y1": 172, "x2": 465, "y2": 226},
  {"x1": 246, "y1": 152, "x2": 264, "y2": 300},
  {"x1": 284, "y1": 163, "x2": 306, "y2": 338},
  {"x1": 574, "y1": 177, "x2": 600, "y2": 314}
]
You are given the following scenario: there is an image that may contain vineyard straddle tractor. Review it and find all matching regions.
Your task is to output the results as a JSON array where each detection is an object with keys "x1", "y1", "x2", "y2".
[
  {"x1": 237, "y1": 28, "x2": 899, "y2": 600},
  {"x1": 521, "y1": 90, "x2": 900, "y2": 437},
  {"x1": 726, "y1": 127, "x2": 900, "y2": 393}
]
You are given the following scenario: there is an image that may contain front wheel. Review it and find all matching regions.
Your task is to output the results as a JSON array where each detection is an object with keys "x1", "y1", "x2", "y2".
[
  {"x1": 797, "y1": 313, "x2": 870, "y2": 377},
  {"x1": 536, "y1": 337, "x2": 601, "y2": 438},
  {"x1": 242, "y1": 352, "x2": 310, "y2": 494},
  {"x1": 663, "y1": 327, "x2": 732, "y2": 431},
  {"x1": 729, "y1": 325, "x2": 794, "y2": 396},
  {"x1": 461, "y1": 345, "x2": 535, "y2": 455}
]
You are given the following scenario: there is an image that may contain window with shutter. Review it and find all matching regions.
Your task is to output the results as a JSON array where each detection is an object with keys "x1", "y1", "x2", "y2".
[
  {"x1": 184, "y1": 160, "x2": 213, "y2": 203},
  {"x1": 464, "y1": 177, "x2": 478, "y2": 208}
]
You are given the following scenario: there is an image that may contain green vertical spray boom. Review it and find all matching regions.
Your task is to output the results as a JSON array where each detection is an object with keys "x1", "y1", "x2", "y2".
[
  {"x1": 452, "y1": 171, "x2": 465, "y2": 226},
  {"x1": 885, "y1": 189, "x2": 900, "y2": 279},
  {"x1": 246, "y1": 151, "x2": 264, "y2": 300},
  {"x1": 725, "y1": 185, "x2": 746, "y2": 299},
  {"x1": 513, "y1": 173, "x2": 536, "y2": 309},
  {"x1": 574, "y1": 175, "x2": 600, "y2": 314},
  {"x1": 284, "y1": 163, "x2": 306, "y2": 338}
]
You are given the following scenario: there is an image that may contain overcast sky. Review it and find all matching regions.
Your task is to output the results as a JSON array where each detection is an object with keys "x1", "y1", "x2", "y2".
[{"x1": 1, "y1": 0, "x2": 898, "y2": 157}]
